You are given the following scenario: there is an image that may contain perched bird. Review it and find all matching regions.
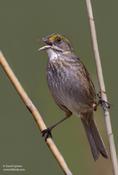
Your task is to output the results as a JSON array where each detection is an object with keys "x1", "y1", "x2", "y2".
[{"x1": 39, "y1": 33, "x2": 108, "y2": 160}]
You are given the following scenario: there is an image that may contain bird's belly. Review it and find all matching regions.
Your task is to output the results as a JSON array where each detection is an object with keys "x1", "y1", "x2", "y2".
[
  {"x1": 61, "y1": 92, "x2": 90, "y2": 116},
  {"x1": 47, "y1": 66, "x2": 93, "y2": 116},
  {"x1": 48, "y1": 81, "x2": 91, "y2": 116}
]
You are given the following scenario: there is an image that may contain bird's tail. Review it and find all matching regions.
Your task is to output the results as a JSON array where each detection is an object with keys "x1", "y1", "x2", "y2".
[{"x1": 81, "y1": 112, "x2": 108, "y2": 160}]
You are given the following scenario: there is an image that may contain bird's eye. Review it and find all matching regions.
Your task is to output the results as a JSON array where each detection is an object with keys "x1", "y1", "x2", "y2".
[{"x1": 56, "y1": 37, "x2": 61, "y2": 42}]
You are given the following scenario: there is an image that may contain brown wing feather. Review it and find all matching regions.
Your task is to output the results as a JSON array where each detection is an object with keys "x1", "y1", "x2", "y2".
[{"x1": 79, "y1": 59, "x2": 96, "y2": 99}]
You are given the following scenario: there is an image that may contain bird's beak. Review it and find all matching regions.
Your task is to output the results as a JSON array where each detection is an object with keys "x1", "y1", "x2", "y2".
[
  {"x1": 38, "y1": 36, "x2": 52, "y2": 51},
  {"x1": 38, "y1": 45, "x2": 52, "y2": 51},
  {"x1": 38, "y1": 45, "x2": 63, "y2": 52}
]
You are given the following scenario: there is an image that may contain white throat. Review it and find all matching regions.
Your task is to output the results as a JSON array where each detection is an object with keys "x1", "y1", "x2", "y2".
[{"x1": 46, "y1": 48, "x2": 59, "y2": 61}]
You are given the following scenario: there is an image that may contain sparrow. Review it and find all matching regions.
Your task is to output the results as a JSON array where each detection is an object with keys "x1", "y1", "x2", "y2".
[{"x1": 39, "y1": 33, "x2": 108, "y2": 160}]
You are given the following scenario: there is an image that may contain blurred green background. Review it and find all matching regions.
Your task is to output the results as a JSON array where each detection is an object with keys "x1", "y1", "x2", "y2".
[{"x1": 0, "y1": 0, "x2": 117, "y2": 175}]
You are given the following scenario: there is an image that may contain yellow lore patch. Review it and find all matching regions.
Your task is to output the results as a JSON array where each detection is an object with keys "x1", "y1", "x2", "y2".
[
  {"x1": 48, "y1": 33, "x2": 71, "y2": 46},
  {"x1": 48, "y1": 33, "x2": 63, "y2": 42}
]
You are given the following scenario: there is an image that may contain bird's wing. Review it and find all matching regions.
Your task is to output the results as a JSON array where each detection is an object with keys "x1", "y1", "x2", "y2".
[
  {"x1": 67, "y1": 54, "x2": 97, "y2": 105},
  {"x1": 78, "y1": 58, "x2": 96, "y2": 99}
]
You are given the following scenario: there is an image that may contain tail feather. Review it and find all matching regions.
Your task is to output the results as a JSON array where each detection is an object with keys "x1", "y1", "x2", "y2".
[{"x1": 81, "y1": 112, "x2": 108, "y2": 161}]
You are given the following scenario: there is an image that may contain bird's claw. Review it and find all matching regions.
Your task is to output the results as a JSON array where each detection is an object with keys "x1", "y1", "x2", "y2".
[
  {"x1": 97, "y1": 92, "x2": 110, "y2": 110},
  {"x1": 41, "y1": 128, "x2": 52, "y2": 141},
  {"x1": 99, "y1": 99, "x2": 110, "y2": 109}
]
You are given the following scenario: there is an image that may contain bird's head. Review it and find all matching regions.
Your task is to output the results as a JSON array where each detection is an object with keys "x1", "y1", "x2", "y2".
[{"x1": 39, "y1": 33, "x2": 73, "y2": 53}]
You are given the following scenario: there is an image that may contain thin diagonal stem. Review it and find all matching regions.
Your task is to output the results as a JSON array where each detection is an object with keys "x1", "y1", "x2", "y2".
[
  {"x1": 0, "y1": 51, "x2": 73, "y2": 175},
  {"x1": 85, "y1": 1, "x2": 118, "y2": 175}
]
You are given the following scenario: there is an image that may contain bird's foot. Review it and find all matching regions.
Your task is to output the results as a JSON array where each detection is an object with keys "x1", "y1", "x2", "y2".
[
  {"x1": 97, "y1": 92, "x2": 110, "y2": 110},
  {"x1": 42, "y1": 128, "x2": 53, "y2": 141},
  {"x1": 99, "y1": 99, "x2": 110, "y2": 109}
]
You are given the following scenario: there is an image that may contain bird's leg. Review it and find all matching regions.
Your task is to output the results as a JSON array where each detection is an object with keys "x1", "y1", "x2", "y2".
[
  {"x1": 97, "y1": 92, "x2": 110, "y2": 110},
  {"x1": 42, "y1": 115, "x2": 71, "y2": 141}
]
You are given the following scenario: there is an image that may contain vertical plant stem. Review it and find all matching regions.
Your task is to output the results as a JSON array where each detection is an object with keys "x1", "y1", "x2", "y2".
[
  {"x1": 85, "y1": 1, "x2": 118, "y2": 175},
  {"x1": 0, "y1": 51, "x2": 73, "y2": 175}
]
